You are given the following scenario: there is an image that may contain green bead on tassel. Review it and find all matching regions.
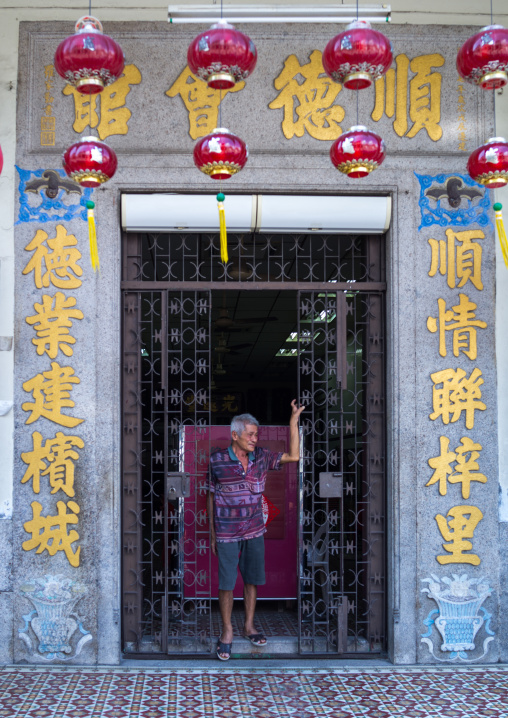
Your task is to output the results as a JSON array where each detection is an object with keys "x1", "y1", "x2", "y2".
[{"x1": 217, "y1": 192, "x2": 228, "y2": 264}]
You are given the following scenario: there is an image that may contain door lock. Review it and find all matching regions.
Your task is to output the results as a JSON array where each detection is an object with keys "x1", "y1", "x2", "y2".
[
  {"x1": 318, "y1": 472, "x2": 343, "y2": 498},
  {"x1": 166, "y1": 472, "x2": 191, "y2": 499}
]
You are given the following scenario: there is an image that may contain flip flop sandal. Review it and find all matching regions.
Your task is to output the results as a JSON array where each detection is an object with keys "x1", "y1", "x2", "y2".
[
  {"x1": 244, "y1": 633, "x2": 267, "y2": 646},
  {"x1": 216, "y1": 639, "x2": 232, "y2": 661}
]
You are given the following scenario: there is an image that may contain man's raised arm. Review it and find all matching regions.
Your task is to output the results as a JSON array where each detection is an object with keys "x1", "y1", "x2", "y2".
[{"x1": 280, "y1": 399, "x2": 305, "y2": 464}]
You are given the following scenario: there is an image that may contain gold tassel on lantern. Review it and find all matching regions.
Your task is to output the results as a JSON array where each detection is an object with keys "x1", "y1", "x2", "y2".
[
  {"x1": 217, "y1": 192, "x2": 228, "y2": 264},
  {"x1": 494, "y1": 202, "x2": 508, "y2": 269},
  {"x1": 86, "y1": 199, "x2": 100, "y2": 272}
]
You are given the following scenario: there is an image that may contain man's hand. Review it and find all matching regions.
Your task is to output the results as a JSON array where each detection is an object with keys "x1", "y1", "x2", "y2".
[
  {"x1": 210, "y1": 533, "x2": 218, "y2": 556},
  {"x1": 290, "y1": 398, "x2": 305, "y2": 423}
]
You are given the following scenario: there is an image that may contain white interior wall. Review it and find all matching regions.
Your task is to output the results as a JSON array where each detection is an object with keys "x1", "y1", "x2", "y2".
[{"x1": 0, "y1": 0, "x2": 507, "y2": 517}]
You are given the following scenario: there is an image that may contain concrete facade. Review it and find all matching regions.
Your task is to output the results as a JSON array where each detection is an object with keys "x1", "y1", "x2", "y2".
[{"x1": 0, "y1": 2, "x2": 507, "y2": 665}]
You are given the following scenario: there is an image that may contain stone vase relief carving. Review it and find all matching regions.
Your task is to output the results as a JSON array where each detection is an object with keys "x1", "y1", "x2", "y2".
[
  {"x1": 421, "y1": 574, "x2": 494, "y2": 662},
  {"x1": 18, "y1": 574, "x2": 92, "y2": 661}
]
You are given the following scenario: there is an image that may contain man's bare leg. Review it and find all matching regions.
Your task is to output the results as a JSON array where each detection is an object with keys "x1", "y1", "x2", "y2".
[
  {"x1": 218, "y1": 589, "x2": 234, "y2": 658},
  {"x1": 243, "y1": 583, "x2": 267, "y2": 644}
]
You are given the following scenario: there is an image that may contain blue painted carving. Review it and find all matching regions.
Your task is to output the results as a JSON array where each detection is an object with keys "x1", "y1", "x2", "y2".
[
  {"x1": 421, "y1": 573, "x2": 495, "y2": 662},
  {"x1": 415, "y1": 172, "x2": 492, "y2": 230},
  {"x1": 18, "y1": 574, "x2": 92, "y2": 662},
  {"x1": 16, "y1": 167, "x2": 93, "y2": 224}
]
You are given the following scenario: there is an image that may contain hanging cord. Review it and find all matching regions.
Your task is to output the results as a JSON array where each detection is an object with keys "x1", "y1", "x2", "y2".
[
  {"x1": 216, "y1": 88, "x2": 228, "y2": 264},
  {"x1": 491, "y1": 0, "x2": 497, "y2": 136},
  {"x1": 356, "y1": 0, "x2": 359, "y2": 125}
]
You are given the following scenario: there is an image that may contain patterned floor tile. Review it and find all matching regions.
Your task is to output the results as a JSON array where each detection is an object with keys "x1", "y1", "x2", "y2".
[{"x1": 0, "y1": 668, "x2": 507, "y2": 718}]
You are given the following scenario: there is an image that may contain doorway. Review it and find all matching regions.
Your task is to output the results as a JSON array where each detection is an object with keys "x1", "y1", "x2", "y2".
[{"x1": 121, "y1": 229, "x2": 386, "y2": 657}]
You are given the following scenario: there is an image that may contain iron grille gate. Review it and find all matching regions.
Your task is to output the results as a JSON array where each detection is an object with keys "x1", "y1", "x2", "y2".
[
  {"x1": 121, "y1": 230, "x2": 386, "y2": 656},
  {"x1": 297, "y1": 291, "x2": 385, "y2": 654}
]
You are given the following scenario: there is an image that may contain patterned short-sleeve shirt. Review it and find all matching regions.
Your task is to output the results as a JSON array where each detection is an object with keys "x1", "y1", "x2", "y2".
[{"x1": 207, "y1": 445, "x2": 283, "y2": 543}]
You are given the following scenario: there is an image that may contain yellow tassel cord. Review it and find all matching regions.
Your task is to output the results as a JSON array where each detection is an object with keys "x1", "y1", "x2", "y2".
[
  {"x1": 86, "y1": 200, "x2": 100, "y2": 272},
  {"x1": 494, "y1": 202, "x2": 508, "y2": 269},
  {"x1": 217, "y1": 192, "x2": 228, "y2": 264}
]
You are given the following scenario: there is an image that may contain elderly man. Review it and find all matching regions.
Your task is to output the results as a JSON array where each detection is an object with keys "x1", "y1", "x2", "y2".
[{"x1": 207, "y1": 399, "x2": 305, "y2": 661}]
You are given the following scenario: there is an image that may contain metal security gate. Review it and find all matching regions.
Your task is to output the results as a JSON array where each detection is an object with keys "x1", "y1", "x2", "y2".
[
  {"x1": 121, "y1": 229, "x2": 386, "y2": 656},
  {"x1": 122, "y1": 288, "x2": 213, "y2": 654},
  {"x1": 297, "y1": 290, "x2": 385, "y2": 653}
]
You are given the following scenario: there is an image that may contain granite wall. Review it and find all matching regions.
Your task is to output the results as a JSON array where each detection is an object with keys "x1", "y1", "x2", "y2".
[{"x1": 11, "y1": 20, "x2": 500, "y2": 664}]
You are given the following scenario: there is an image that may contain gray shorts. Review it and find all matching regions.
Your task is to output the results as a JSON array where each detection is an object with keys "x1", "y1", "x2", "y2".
[{"x1": 216, "y1": 535, "x2": 266, "y2": 591}]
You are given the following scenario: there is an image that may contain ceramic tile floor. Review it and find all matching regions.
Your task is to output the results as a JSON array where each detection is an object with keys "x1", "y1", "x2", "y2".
[{"x1": 0, "y1": 667, "x2": 507, "y2": 718}]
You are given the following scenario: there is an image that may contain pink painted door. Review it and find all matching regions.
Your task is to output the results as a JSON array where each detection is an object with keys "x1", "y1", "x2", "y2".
[{"x1": 183, "y1": 426, "x2": 298, "y2": 599}]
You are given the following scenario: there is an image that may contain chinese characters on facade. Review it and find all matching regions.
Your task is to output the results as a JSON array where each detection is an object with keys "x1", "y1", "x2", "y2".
[
  {"x1": 21, "y1": 224, "x2": 85, "y2": 567},
  {"x1": 269, "y1": 50, "x2": 444, "y2": 142},
  {"x1": 55, "y1": 51, "x2": 445, "y2": 144},
  {"x1": 426, "y1": 226, "x2": 487, "y2": 565},
  {"x1": 41, "y1": 65, "x2": 56, "y2": 147}
]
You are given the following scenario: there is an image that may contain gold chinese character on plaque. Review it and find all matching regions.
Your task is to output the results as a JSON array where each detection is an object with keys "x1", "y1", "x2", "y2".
[
  {"x1": 435, "y1": 505, "x2": 483, "y2": 565},
  {"x1": 372, "y1": 53, "x2": 444, "y2": 140},
  {"x1": 40, "y1": 116, "x2": 56, "y2": 147},
  {"x1": 166, "y1": 66, "x2": 245, "y2": 140},
  {"x1": 427, "y1": 436, "x2": 487, "y2": 499},
  {"x1": 426, "y1": 293, "x2": 487, "y2": 360},
  {"x1": 26, "y1": 292, "x2": 84, "y2": 358},
  {"x1": 22, "y1": 361, "x2": 84, "y2": 428},
  {"x1": 428, "y1": 228, "x2": 484, "y2": 291},
  {"x1": 430, "y1": 367, "x2": 486, "y2": 429},
  {"x1": 269, "y1": 50, "x2": 345, "y2": 140},
  {"x1": 23, "y1": 225, "x2": 82, "y2": 290},
  {"x1": 21, "y1": 430, "x2": 84, "y2": 497},
  {"x1": 23, "y1": 500, "x2": 81, "y2": 567},
  {"x1": 63, "y1": 64, "x2": 141, "y2": 140}
]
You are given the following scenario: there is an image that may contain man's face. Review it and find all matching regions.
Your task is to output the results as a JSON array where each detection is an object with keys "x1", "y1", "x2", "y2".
[{"x1": 233, "y1": 423, "x2": 259, "y2": 453}]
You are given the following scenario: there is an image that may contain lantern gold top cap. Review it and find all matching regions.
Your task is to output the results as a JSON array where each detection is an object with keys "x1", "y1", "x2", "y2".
[
  {"x1": 486, "y1": 137, "x2": 507, "y2": 144},
  {"x1": 348, "y1": 125, "x2": 369, "y2": 132},
  {"x1": 211, "y1": 19, "x2": 234, "y2": 29},
  {"x1": 75, "y1": 16, "x2": 103, "y2": 34},
  {"x1": 347, "y1": 19, "x2": 372, "y2": 29},
  {"x1": 480, "y1": 24, "x2": 505, "y2": 31},
  {"x1": 211, "y1": 127, "x2": 231, "y2": 134},
  {"x1": 79, "y1": 135, "x2": 104, "y2": 143}
]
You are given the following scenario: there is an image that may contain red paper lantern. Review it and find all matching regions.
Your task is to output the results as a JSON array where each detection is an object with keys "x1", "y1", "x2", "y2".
[
  {"x1": 62, "y1": 136, "x2": 118, "y2": 187},
  {"x1": 187, "y1": 19, "x2": 257, "y2": 89},
  {"x1": 323, "y1": 19, "x2": 392, "y2": 90},
  {"x1": 54, "y1": 16, "x2": 125, "y2": 95},
  {"x1": 330, "y1": 125, "x2": 385, "y2": 178},
  {"x1": 457, "y1": 25, "x2": 508, "y2": 90},
  {"x1": 193, "y1": 128, "x2": 248, "y2": 180},
  {"x1": 467, "y1": 137, "x2": 508, "y2": 188}
]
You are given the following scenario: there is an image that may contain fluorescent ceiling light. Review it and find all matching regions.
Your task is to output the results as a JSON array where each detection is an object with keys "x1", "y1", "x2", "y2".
[
  {"x1": 168, "y1": 4, "x2": 391, "y2": 24},
  {"x1": 121, "y1": 194, "x2": 392, "y2": 235}
]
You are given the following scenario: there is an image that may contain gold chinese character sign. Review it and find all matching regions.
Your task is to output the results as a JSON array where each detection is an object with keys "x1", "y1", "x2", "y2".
[
  {"x1": 22, "y1": 362, "x2": 84, "y2": 428},
  {"x1": 23, "y1": 226, "x2": 82, "y2": 290},
  {"x1": 427, "y1": 293, "x2": 487, "y2": 360},
  {"x1": 23, "y1": 500, "x2": 81, "y2": 567},
  {"x1": 26, "y1": 292, "x2": 83, "y2": 359},
  {"x1": 63, "y1": 64, "x2": 141, "y2": 140},
  {"x1": 269, "y1": 51, "x2": 345, "y2": 140},
  {"x1": 166, "y1": 67, "x2": 244, "y2": 140}
]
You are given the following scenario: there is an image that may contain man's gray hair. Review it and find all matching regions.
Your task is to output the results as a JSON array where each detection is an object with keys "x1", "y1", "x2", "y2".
[{"x1": 231, "y1": 413, "x2": 259, "y2": 436}]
